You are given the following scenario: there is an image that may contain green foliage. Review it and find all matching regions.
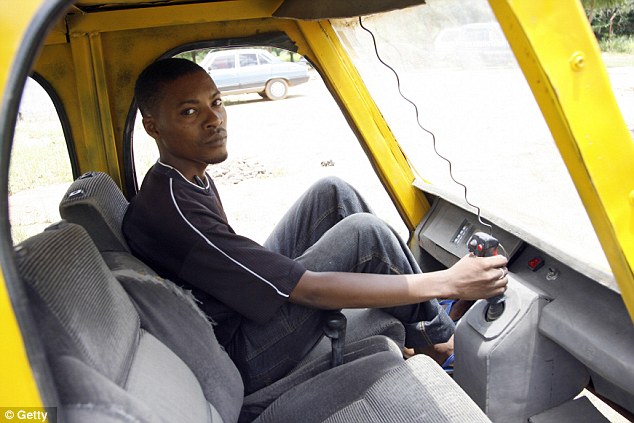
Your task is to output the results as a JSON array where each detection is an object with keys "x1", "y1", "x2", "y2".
[
  {"x1": 581, "y1": 0, "x2": 629, "y2": 9},
  {"x1": 174, "y1": 49, "x2": 211, "y2": 63},
  {"x1": 581, "y1": 0, "x2": 634, "y2": 39},
  {"x1": 599, "y1": 34, "x2": 634, "y2": 52}
]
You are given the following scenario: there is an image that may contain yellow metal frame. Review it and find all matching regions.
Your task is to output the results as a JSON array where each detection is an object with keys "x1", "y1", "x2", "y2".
[
  {"x1": 0, "y1": 0, "x2": 48, "y2": 408},
  {"x1": 489, "y1": 0, "x2": 634, "y2": 319}
]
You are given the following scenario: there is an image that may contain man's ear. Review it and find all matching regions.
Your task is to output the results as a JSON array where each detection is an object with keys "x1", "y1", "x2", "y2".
[{"x1": 142, "y1": 115, "x2": 159, "y2": 139}]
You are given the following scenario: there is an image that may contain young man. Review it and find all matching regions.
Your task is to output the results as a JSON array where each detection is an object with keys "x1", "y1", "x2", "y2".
[{"x1": 123, "y1": 58, "x2": 508, "y2": 394}]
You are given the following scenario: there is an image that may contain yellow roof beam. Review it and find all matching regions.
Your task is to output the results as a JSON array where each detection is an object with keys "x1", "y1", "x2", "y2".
[{"x1": 67, "y1": 0, "x2": 283, "y2": 35}]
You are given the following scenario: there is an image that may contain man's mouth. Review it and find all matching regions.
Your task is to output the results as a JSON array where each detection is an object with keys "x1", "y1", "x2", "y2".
[{"x1": 206, "y1": 130, "x2": 227, "y2": 146}]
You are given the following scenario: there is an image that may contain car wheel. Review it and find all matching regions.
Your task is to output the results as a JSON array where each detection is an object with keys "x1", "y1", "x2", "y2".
[{"x1": 264, "y1": 79, "x2": 288, "y2": 100}]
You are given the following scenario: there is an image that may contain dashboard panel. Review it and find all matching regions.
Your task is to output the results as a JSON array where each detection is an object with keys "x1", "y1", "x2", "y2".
[{"x1": 414, "y1": 194, "x2": 634, "y2": 417}]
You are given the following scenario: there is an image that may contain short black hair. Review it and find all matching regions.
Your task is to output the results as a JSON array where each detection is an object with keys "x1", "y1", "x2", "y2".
[{"x1": 135, "y1": 58, "x2": 206, "y2": 117}]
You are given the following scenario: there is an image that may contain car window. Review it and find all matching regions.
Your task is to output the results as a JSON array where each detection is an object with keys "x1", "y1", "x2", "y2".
[
  {"x1": 10, "y1": 77, "x2": 74, "y2": 244},
  {"x1": 257, "y1": 53, "x2": 272, "y2": 64},
  {"x1": 239, "y1": 53, "x2": 258, "y2": 67},
  {"x1": 210, "y1": 54, "x2": 235, "y2": 70}
]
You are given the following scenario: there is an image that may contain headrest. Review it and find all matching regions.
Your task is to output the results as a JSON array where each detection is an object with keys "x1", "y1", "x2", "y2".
[{"x1": 59, "y1": 172, "x2": 130, "y2": 253}]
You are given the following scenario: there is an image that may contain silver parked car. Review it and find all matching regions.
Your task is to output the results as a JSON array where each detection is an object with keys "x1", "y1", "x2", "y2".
[{"x1": 200, "y1": 48, "x2": 310, "y2": 100}]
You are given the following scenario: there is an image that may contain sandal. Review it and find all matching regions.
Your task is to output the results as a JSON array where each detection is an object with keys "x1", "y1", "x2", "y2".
[{"x1": 441, "y1": 353, "x2": 455, "y2": 375}]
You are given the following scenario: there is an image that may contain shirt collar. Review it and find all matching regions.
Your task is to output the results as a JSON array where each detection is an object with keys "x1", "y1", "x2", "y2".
[{"x1": 156, "y1": 160, "x2": 211, "y2": 191}]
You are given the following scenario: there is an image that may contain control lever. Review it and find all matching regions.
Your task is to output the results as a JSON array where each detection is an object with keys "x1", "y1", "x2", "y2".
[
  {"x1": 467, "y1": 232, "x2": 505, "y2": 322},
  {"x1": 323, "y1": 311, "x2": 347, "y2": 367}
]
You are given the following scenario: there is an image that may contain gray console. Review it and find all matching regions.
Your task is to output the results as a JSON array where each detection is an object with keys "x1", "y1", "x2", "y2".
[{"x1": 414, "y1": 196, "x2": 634, "y2": 421}]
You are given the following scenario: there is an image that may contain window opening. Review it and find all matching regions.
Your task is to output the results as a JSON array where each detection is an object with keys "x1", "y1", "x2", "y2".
[
  {"x1": 10, "y1": 77, "x2": 74, "y2": 244},
  {"x1": 130, "y1": 46, "x2": 407, "y2": 242}
]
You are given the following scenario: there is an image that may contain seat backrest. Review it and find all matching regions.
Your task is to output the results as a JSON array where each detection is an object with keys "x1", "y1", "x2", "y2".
[
  {"x1": 59, "y1": 171, "x2": 130, "y2": 253},
  {"x1": 15, "y1": 222, "x2": 243, "y2": 423},
  {"x1": 59, "y1": 171, "x2": 158, "y2": 275}
]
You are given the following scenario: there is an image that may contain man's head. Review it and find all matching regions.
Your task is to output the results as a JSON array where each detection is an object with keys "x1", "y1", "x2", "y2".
[
  {"x1": 135, "y1": 57, "x2": 205, "y2": 118},
  {"x1": 135, "y1": 58, "x2": 228, "y2": 180}
]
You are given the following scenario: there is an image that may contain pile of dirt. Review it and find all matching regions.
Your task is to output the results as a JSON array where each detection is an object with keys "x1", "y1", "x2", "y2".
[{"x1": 208, "y1": 158, "x2": 273, "y2": 184}]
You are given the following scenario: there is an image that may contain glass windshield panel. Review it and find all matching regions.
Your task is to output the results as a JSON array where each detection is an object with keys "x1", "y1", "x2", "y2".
[{"x1": 332, "y1": 0, "x2": 631, "y2": 287}]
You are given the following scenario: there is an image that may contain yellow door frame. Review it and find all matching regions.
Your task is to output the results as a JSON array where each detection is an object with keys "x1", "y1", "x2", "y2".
[{"x1": 0, "y1": 0, "x2": 49, "y2": 408}]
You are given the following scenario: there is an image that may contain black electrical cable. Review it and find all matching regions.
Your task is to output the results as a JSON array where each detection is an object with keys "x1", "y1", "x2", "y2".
[{"x1": 358, "y1": 16, "x2": 493, "y2": 234}]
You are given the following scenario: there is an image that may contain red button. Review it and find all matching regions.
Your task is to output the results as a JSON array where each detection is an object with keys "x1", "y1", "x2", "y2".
[{"x1": 528, "y1": 257, "x2": 544, "y2": 271}]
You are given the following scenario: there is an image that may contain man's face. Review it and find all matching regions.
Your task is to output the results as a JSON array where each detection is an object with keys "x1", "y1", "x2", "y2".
[{"x1": 143, "y1": 70, "x2": 228, "y2": 177}]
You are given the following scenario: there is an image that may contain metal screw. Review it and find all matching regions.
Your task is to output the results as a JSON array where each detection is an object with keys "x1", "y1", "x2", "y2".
[{"x1": 546, "y1": 267, "x2": 560, "y2": 281}]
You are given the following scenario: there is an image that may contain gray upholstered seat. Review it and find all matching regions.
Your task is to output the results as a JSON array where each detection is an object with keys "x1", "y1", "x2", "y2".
[
  {"x1": 16, "y1": 223, "x2": 491, "y2": 422},
  {"x1": 16, "y1": 222, "x2": 243, "y2": 422}
]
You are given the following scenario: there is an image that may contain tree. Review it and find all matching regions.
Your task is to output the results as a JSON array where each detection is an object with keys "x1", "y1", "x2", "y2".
[
  {"x1": 581, "y1": 0, "x2": 627, "y2": 24},
  {"x1": 174, "y1": 49, "x2": 211, "y2": 64},
  {"x1": 581, "y1": 0, "x2": 634, "y2": 38}
]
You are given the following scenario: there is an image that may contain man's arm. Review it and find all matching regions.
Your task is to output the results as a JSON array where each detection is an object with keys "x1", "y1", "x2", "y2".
[{"x1": 288, "y1": 254, "x2": 508, "y2": 309}]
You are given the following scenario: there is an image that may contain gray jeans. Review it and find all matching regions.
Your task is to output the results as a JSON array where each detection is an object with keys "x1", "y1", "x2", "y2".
[{"x1": 232, "y1": 177, "x2": 454, "y2": 394}]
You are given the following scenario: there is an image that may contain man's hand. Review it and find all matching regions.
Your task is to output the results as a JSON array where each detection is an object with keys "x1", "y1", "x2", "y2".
[{"x1": 441, "y1": 253, "x2": 509, "y2": 300}]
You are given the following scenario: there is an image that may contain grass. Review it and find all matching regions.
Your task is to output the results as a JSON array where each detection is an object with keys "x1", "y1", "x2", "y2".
[
  {"x1": 9, "y1": 119, "x2": 73, "y2": 195},
  {"x1": 599, "y1": 35, "x2": 634, "y2": 54}
]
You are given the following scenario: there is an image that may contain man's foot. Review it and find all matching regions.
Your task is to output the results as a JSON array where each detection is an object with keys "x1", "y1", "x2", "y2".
[
  {"x1": 447, "y1": 299, "x2": 475, "y2": 321},
  {"x1": 402, "y1": 335, "x2": 454, "y2": 367}
]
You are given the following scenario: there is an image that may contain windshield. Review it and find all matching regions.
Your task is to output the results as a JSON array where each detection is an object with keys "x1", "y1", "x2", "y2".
[{"x1": 331, "y1": 0, "x2": 631, "y2": 289}]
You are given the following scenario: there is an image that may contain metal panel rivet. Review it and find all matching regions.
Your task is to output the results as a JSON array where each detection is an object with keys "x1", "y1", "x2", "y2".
[{"x1": 569, "y1": 52, "x2": 585, "y2": 71}]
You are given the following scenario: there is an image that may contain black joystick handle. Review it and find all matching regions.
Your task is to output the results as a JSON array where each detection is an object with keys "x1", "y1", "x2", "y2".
[
  {"x1": 323, "y1": 311, "x2": 347, "y2": 367},
  {"x1": 467, "y1": 232, "x2": 505, "y2": 322}
]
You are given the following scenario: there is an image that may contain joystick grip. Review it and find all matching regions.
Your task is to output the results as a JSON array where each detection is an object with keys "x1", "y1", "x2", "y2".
[{"x1": 467, "y1": 232, "x2": 505, "y2": 322}]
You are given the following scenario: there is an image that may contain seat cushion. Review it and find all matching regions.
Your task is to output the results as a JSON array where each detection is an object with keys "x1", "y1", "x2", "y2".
[
  {"x1": 242, "y1": 335, "x2": 403, "y2": 421},
  {"x1": 254, "y1": 354, "x2": 491, "y2": 423}
]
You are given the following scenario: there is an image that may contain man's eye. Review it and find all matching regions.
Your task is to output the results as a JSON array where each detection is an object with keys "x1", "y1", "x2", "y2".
[
  {"x1": 212, "y1": 99, "x2": 223, "y2": 107},
  {"x1": 182, "y1": 108, "x2": 196, "y2": 116}
]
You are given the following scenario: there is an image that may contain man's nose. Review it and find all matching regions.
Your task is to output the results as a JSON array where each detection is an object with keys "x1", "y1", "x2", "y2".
[{"x1": 204, "y1": 108, "x2": 224, "y2": 128}]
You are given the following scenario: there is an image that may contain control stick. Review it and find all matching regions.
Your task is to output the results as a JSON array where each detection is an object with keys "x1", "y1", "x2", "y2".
[
  {"x1": 323, "y1": 311, "x2": 347, "y2": 367},
  {"x1": 467, "y1": 232, "x2": 505, "y2": 322}
]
